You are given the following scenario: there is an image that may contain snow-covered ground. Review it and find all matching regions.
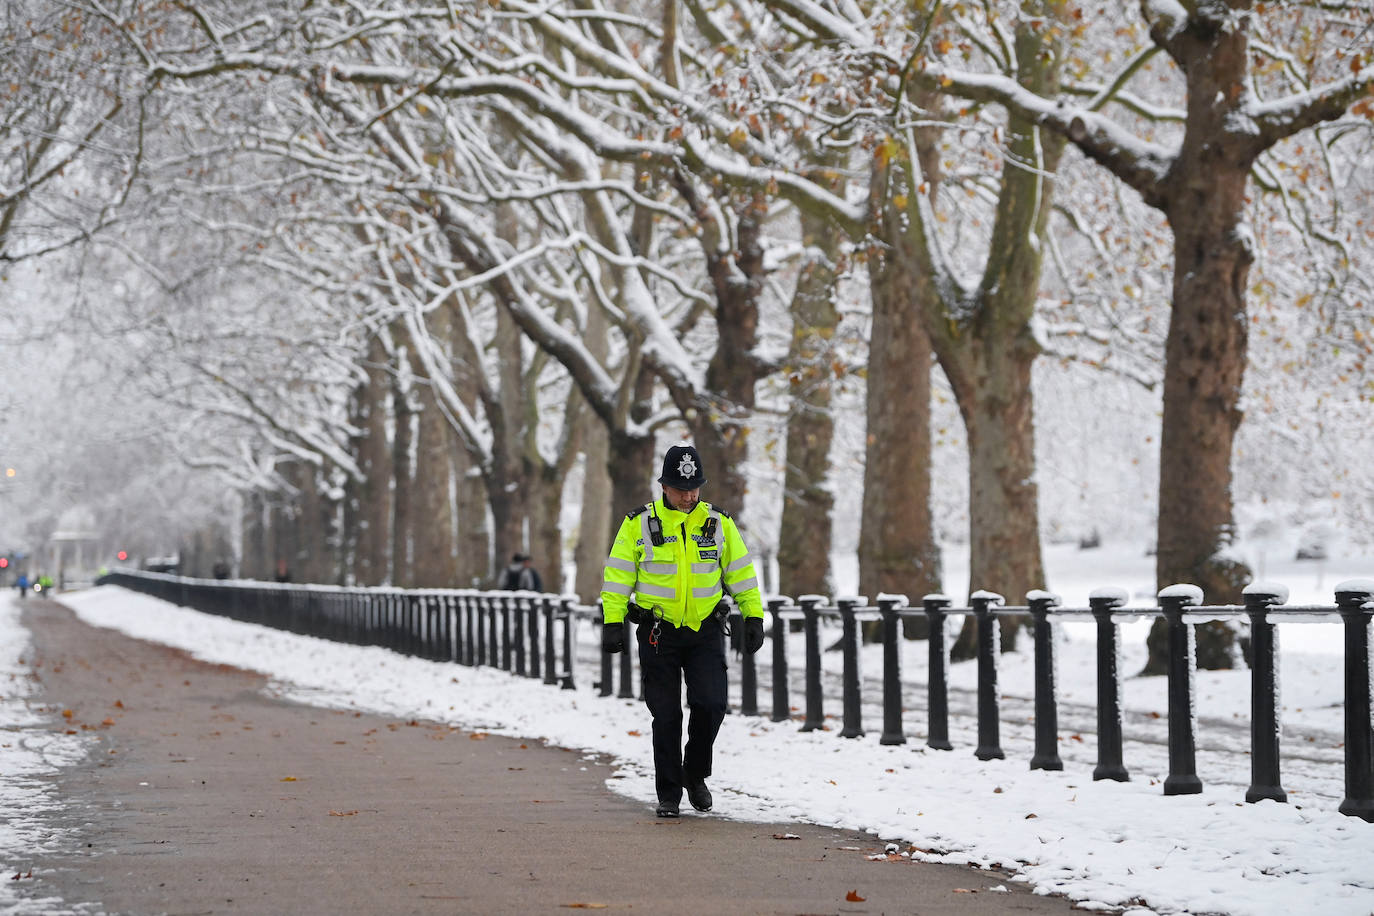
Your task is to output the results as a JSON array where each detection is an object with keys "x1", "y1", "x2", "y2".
[{"x1": 2, "y1": 538, "x2": 1371, "y2": 915}]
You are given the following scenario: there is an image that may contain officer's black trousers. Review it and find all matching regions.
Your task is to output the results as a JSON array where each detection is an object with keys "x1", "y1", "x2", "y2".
[{"x1": 636, "y1": 615, "x2": 728, "y2": 805}]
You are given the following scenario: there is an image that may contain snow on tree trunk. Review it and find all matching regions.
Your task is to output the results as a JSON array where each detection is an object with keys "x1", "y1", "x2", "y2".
[
  {"x1": 573, "y1": 305, "x2": 614, "y2": 603},
  {"x1": 390, "y1": 350, "x2": 414, "y2": 587},
  {"x1": 409, "y1": 320, "x2": 459, "y2": 588}
]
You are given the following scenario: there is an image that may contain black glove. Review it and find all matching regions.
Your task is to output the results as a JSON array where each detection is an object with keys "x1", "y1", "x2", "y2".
[
  {"x1": 601, "y1": 621, "x2": 625, "y2": 654},
  {"x1": 744, "y1": 616, "x2": 765, "y2": 655}
]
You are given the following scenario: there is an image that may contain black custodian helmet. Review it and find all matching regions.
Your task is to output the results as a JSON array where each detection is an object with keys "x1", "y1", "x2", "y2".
[{"x1": 658, "y1": 444, "x2": 707, "y2": 489}]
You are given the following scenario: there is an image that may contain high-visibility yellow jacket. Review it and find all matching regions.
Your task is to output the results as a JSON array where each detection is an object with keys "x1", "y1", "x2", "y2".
[{"x1": 600, "y1": 498, "x2": 763, "y2": 629}]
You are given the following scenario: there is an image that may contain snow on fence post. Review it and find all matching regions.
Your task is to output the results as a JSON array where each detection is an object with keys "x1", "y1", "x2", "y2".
[
  {"x1": 838, "y1": 596, "x2": 865, "y2": 739},
  {"x1": 1090, "y1": 587, "x2": 1130, "y2": 782},
  {"x1": 973, "y1": 591, "x2": 1006, "y2": 761},
  {"x1": 1244, "y1": 582, "x2": 1288, "y2": 804},
  {"x1": 799, "y1": 595, "x2": 825, "y2": 732},
  {"x1": 1028, "y1": 590, "x2": 1063, "y2": 771},
  {"x1": 923, "y1": 594, "x2": 954, "y2": 751},
  {"x1": 1160, "y1": 584, "x2": 1204, "y2": 796},
  {"x1": 878, "y1": 594, "x2": 908, "y2": 746},
  {"x1": 1336, "y1": 579, "x2": 1374, "y2": 822},
  {"x1": 768, "y1": 597, "x2": 790, "y2": 723}
]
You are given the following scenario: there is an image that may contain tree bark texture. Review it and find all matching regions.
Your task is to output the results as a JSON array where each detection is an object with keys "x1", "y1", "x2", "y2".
[
  {"x1": 858, "y1": 241, "x2": 941, "y2": 618},
  {"x1": 1143, "y1": 5, "x2": 1261, "y2": 673},
  {"x1": 685, "y1": 191, "x2": 767, "y2": 517},
  {"x1": 409, "y1": 336, "x2": 460, "y2": 588},
  {"x1": 776, "y1": 205, "x2": 841, "y2": 600},
  {"x1": 354, "y1": 333, "x2": 393, "y2": 586},
  {"x1": 390, "y1": 359, "x2": 414, "y2": 587},
  {"x1": 573, "y1": 304, "x2": 613, "y2": 602}
]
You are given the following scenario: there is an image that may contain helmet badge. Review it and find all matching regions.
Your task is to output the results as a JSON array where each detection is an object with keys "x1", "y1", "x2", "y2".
[{"x1": 677, "y1": 454, "x2": 698, "y2": 481}]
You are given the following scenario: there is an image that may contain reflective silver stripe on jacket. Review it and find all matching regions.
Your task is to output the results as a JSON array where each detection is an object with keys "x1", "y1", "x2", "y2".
[
  {"x1": 725, "y1": 575, "x2": 759, "y2": 595},
  {"x1": 642, "y1": 561, "x2": 677, "y2": 576},
  {"x1": 635, "y1": 582, "x2": 676, "y2": 599},
  {"x1": 691, "y1": 562, "x2": 717, "y2": 575},
  {"x1": 725, "y1": 554, "x2": 752, "y2": 573},
  {"x1": 693, "y1": 580, "x2": 723, "y2": 598},
  {"x1": 601, "y1": 580, "x2": 633, "y2": 596},
  {"x1": 605, "y1": 557, "x2": 635, "y2": 573}
]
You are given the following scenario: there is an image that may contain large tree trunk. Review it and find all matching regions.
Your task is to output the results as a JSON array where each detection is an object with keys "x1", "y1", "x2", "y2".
[
  {"x1": 1143, "y1": 8, "x2": 1258, "y2": 674},
  {"x1": 859, "y1": 250, "x2": 941, "y2": 630},
  {"x1": 297, "y1": 462, "x2": 330, "y2": 584},
  {"x1": 390, "y1": 361, "x2": 414, "y2": 587},
  {"x1": 241, "y1": 490, "x2": 268, "y2": 580},
  {"x1": 684, "y1": 191, "x2": 767, "y2": 516},
  {"x1": 409, "y1": 333, "x2": 459, "y2": 588},
  {"x1": 607, "y1": 368, "x2": 657, "y2": 518},
  {"x1": 353, "y1": 333, "x2": 393, "y2": 586},
  {"x1": 573, "y1": 305, "x2": 613, "y2": 602},
  {"x1": 777, "y1": 205, "x2": 841, "y2": 600}
]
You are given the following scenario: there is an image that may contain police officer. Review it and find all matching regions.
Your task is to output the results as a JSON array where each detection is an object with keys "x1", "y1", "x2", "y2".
[{"x1": 600, "y1": 444, "x2": 766, "y2": 817}]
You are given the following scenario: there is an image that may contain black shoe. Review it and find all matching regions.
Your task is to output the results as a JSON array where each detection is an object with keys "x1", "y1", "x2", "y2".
[
  {"x1": 686, "y1": 778, "x2": 712, "y2": 812},
  {"x1": 655, "y1": 800, "x2": 680, "y2": 818}
]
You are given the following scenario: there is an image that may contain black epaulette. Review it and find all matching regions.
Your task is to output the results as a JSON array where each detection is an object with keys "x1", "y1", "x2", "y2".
[
  {"x1": 626, "y1": 503, "x2": 650, "y2": 519},
  {"x1": 708, "y1": 503, "x2": 733, "y2": 520}
]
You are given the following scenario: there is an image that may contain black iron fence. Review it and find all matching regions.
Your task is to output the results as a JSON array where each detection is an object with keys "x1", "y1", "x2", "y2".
[{"x1": 95, "y1": 570, "x2": 1373, "y2": 822}]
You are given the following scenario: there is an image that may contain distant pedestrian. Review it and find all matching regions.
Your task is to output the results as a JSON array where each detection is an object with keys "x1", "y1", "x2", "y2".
[
  {"x1": 15, "y1": 573, "x2": 29, "y2": 599},
  {"x1": 500, "y1": 553, "x2": 542, "y2": 591},
  {"x1": 600, "y1": 444, "x2": 765, "y2": 818}
]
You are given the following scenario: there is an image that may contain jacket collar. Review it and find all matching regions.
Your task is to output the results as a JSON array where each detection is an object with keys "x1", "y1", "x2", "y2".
[{"x1": 656, "y1": 496, "x2": 706, "y2": 528}]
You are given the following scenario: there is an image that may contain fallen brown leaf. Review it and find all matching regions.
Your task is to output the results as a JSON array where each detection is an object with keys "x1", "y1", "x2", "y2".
[
  {"x1": 772, "y1": 833, "x2": 801, "y2": 840},
  {"x1": 280, "y1": 776, "x2": 298, "y2": 782},
  {"x1": 329, "y1": 810, "x2": 359, "y2": 817},
  {"x1": 101, "y1": 718, "x2": 115, "y2": 726},
  {"x1": 469, "y1": 732, "x2": 489, "y2": 741},
  {"x1": 62, "y1": 709, "x2": 73, "y2": 719},
  {"x1": 845, "y1": 890, "x2": 865, "y2": 902},
  {"x1": 561, "y1": 904, "x2": 608, "y2": 910},
  {"x1": 626, "y1": 730, "x2": 641, "y2": 736}
]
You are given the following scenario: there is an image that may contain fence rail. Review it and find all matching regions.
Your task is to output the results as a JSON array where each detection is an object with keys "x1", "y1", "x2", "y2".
[{"x1": 95, "y1": 570, "x2": 1374, "y2": 822}]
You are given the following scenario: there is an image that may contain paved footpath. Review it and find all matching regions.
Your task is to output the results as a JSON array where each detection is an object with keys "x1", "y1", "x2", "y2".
[{"x1": 18, "y1": 599, "x2": 1082, "y2": 916}]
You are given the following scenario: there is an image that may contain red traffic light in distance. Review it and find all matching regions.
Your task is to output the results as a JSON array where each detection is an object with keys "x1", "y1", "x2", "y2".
[
  {"x1": 0, "y1": 557, "x2": 8, "y2": 568},
  {"x1": 116, "y1": 550, "x2": 128, "y2": 561}
]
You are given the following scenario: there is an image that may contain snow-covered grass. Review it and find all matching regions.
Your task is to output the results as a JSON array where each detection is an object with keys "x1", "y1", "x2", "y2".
[{"x1": 14, "y1": 581, "x2": 1368, "y2": 916}]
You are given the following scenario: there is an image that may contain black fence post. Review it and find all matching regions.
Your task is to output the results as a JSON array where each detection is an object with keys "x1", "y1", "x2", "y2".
[
  {"x1": 1244, "y1": 583, "x2": 1287, "y2": 804},
  {"x1": 879, "y1": 595, "x2": 906, "y2": 746},
  {"x1": 972, "y1": 592, "x2": 1005, "y2": 761},
  {"x1": 768, "y1": 598, "x2": 790, "y2": 723},
  {"x1": 475, "y1": 596, "x2": 487, "y2": 667},
  {"x1": 514, "y1": 596, "x2": 528, "y2": 676},
  {"x1": 740, "y1": 609, "x2": 759, "y2": 718},
  {"x1": 559, "y1": 598, "x2": 577, "y2": 690},
  {"x1": 617, "y1": 619, "x2": 635, "y2": 700},
  {"x1": 1336, "y1": 580, "x2": 1374, "y2": 822},
  {"x1": 1028, "y1": 591, "x2": 1062, "y2": 771},
  {"x1": 542, "y1": 598, "x2": 557, "y2": 685},
  {"x1": 528, "y1": 597, "x2": 541, "y2": 679},
  {"x1": 838, "y1": 597, "x2": 864, "y2": 739},
  {"x1": 799, "y1": 596, "x2": 825, "y2": 732},
  {"x1": 1090, "y1": 588, "x2": 1130, "y2": 782},
  {"x1": 503, "y1": 596, "x2": 515, "y2": 672},
  {"x1": 488, "y1": 596, "x2": 500, "y2": 668},
  {"x1": 923, "y1": 595, "x2": 953, "y2": 751},
  {"x1": 598, "y1": 620, "x2": 614, "y2": 698},
  {"x1": 1160, "y1": 585, "x2": 1203, "y2": 796}
]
